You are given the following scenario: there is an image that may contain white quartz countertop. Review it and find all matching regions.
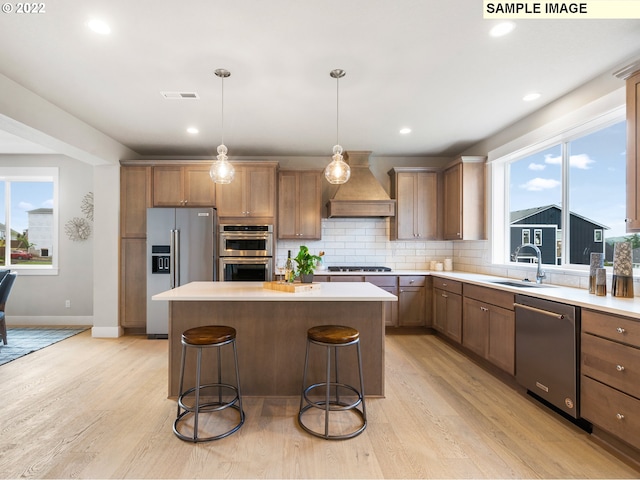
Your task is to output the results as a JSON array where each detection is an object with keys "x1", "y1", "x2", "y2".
[
  {"x1": 431, "y1": 272, "x2": 640, "y2": 319},
  {"x1": 153, "y1": 281, "x2": 398, "y2": 302}
]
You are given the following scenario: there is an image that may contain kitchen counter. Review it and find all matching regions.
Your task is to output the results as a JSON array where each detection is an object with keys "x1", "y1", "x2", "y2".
[
  {"x1": 153, "y1": 281, "x2": 395, "y2": 397},
  {"x1": 430, "y1": 272, "x2": 640, "y2": 319}
]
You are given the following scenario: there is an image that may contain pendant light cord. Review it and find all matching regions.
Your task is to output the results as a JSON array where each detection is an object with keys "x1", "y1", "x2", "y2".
[
  {"x1": 335, "y1": 74, "x2": 339, "y2": 146},
  {"x1": 220, "y1": 74, "x2": 225, "y2": 146}
]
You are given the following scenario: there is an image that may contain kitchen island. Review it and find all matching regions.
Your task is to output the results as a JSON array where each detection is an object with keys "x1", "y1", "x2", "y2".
[{"x1": 152, "y1": 281, "x2": 397, "y2": 397}]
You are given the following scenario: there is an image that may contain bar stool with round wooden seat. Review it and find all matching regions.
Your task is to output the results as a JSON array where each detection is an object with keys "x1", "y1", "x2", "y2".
[
  {"x1": 298, "y1": 325, "x2": 366, "y2": 440},
  {"x1": 173, "y1": 325, "x2": 244, "y2": 442}
]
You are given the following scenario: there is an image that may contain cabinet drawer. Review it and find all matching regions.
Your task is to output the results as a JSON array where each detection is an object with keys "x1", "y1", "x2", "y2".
[
  {"x1": 313, "y1": 275, "x2": 331, "y2": 282},
  {"x1": 582, "y1": 309, "x2": 640, "y2": 348},
  {"x1": 365, "y1": 275, "x2": 397, "y2": 287},
  {"x1": 463, "y1": 284, "x2": 514, "y2": 311},
  {"x1": 581, "y1": 375, "x2": 640, "y2": 451},
  {"x1": 581, "y1": 333, "x2": 640, "y2": 399},
  {"x1": 399, "y1": 276, "x2": 425, "y2": 287},
  {"x1": 431, "y1": 277, "x2": 462, "y2": 294},
  {"x1": 331, "y1": 276, "x2": 364, "y2": 282}
]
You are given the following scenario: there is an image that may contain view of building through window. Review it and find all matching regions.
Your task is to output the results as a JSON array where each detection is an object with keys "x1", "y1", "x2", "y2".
[
  {"x1": 508, "y1": 121, "x2": 628, "y2": 266},
  {"x1": 0, "y1": 179, "x2": 54, "y2": 267}
]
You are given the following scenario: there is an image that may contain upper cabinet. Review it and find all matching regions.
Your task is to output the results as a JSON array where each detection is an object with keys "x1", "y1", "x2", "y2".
[
  {"x1": 443, "y1": 156, "x2": 486, "y2": 240},
  {"x1": 278, "y1": 170, "x2": 322, "y2": 240},
  {"x1": 389, "y1": 168, "x2": 439, "y2": 241},
  {"x1": 120, "y1": 166, "x2": 152, "y2": 238},
  {"x1": 626, "y1": 69, "x2": 640, "y2": 232},
  {"x1": 215, "y1": 162, "x2": 278, "y2": 221},
  {"x1": 153, "y1": 165, "x2": 216, "y2": 207}
]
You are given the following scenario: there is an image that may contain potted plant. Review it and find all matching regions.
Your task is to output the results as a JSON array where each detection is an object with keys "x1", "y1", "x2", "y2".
[{"x1": 292, "y1": 246, "x2": 322, "y2": 283}]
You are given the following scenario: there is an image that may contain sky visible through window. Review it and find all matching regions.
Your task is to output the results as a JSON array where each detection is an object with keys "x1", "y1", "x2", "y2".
[
  {"x1": 0, "y1": 181, "x2": 54, "y2": 234},
  {"x1": 509, "y1": 121, "x2": 627, "y2": 239}
]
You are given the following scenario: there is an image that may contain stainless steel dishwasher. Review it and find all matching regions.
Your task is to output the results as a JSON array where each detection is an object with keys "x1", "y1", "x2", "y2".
[{"x1": 515, "y1": 294, "x2": 580, "y2": 418}]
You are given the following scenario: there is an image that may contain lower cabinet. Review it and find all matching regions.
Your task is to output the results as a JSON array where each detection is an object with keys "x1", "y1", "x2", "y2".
[
  {"x1": 432, "y1": 277, "x2": 462, "y2": 343},
  {"x1": 581, "y1": 309, "x2": 640, "y2": 454},
  {"x1": 398, "y1": 276, "x2": 426, "y2": 327},
  {"x1": 366, "y1": 276, "x2": 399, "y2": 327},
  {"x1": 462, "y1": 284, "x2": 515, "y2": 375},
  {"x1": 119, "y1": 238, "x2": 146, "y2": 329}
]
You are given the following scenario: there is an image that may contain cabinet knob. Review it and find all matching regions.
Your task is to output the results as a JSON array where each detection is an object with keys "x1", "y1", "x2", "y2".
[
  {"x1": 441, "y1": 293, "x2": 448, "y2": 298},
  {"x1": 616, "y1": 365, "x2": 625, "y2": 372},
  {"x1": 616, "y1": 327, "x2": 626, "y2": 334},
  {"x1": 409, "y1": 279, "x2": 414, "y2": 284},
  {"x1": 442, "y1": 283, "x2": 448, "y2": 287},
  {"x1": 616, "y1": 413, "x2": 625, "y2": 420},
  {"x1": 480, "y1": 306, "x2": 489, "y2": 312}
]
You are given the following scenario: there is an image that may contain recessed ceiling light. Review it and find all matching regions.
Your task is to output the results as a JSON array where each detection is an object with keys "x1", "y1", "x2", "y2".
[
  {"x1": 523, "y1": 92, "x2": 541, "y2": 102},
  {"x1": 490, "y1": 22, "x2": 515, "y2": 37},
  {"x1": 186, "y1": 127, "x2": 199, "y2": 134},
  {"x1": 399, "y1": 127, "x2": 412, "y2": 135},
  {"x1": 87, "y1": 18, "x2": 111, "y2": 35}
]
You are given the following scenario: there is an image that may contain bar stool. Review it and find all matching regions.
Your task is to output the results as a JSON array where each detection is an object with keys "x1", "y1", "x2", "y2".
[
  {"x1": 173, "y1": 325, "x2": 244, "y2": 442},
  {"x1": 298, "y1": 325, "x2": 366, "y2": 440}
]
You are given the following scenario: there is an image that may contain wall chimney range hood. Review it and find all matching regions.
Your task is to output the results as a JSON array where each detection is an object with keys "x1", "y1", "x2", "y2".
[{"x1": 326, "y1": 151, "x2": 396, "y2": 218}]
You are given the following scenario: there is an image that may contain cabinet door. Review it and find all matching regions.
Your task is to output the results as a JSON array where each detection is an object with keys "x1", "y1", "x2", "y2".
[
  {"x1": 398, "y1": 286, "x2": 425, "y2": 327},
  {"x1": 153, "y1": 167, "x2": 184, "y2": 206},
  {"x1": 247, "y1": 166, "x2": 276, "y2": 217},
  {"x1": 433, "y1": 288, "x2": 447, "y2": 332},
  {"x1": 278, "y1": 172, "x2": 298, "y2": 238},
  {"x1": 184, "y1": 166, "x2": 215, "y2": 206},
  {"x1": 627, "y1": 70, "x2": 640, "y2": 231},
  {"x1": 120, "y1": 238, "x2": 146, "y2": 328},
  {"x1": 443, "y1": 163, "x2": 462, "y2": 240},
  {"x1": 215, "y1": 168, "x2": 246, "y2": 217},
  {"x1": 120, "y1": 166, "x2": 150, "y2": 238},
  {"x1": 297, "y1": 171, "x2": 322, "y2": 238},
  {"x1": 462, "y1": 297, "x2": 488, "y2": 357},
  {"x1": 382, "y1": 286, "x2": 399, "y2": 327},
  {"x1": 396, "y1": 172, "x2": 417, "y2": 240},
  {"x1": 487, "y1": 305, "x2": 515, "y2": 374},
  {"x1": 445, "y1": 293, "x2": 463, "y2": 343},
  {"x1": 416, "y1": 172, "x2": 438, "y2": 240}
]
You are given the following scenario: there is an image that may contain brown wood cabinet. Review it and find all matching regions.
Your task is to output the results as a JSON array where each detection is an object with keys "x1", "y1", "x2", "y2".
[
  {"x1": 366, "y1": 276, "x2": 399, "y2": 327},
  {"x1": 216, "y1": 162, "x2": 277, "y2": 221},
  {"x1": 153, "y1": 165, "x2": 215, "y2": 207},
  {"x1": 398, "y1": 276, "x2": 427, "y2": 327},
  {"x1": 626, "y1": 69, "x2": 640, "y2": 231},
  {"x1": 443, "y1": 156, "x2": 485, "y2": 240},
  {"x1": 120, "y1": 166, "x2": 151, "y2": 238},
  {"x1": 462, "y1": 284, "x2": 515, "y2": 375},
  {"x1": 432, "y1": 277, "x2": 462, "y2": 343},
  {"x1": 278, "y1": 170, "x2": 322, "y2": 240},
  {"x1": 581, "y1": 309, "x2": 640, "y2": 455},
  {"x1": 119, "y1": 165, "x2": 152, "y2": 329},
  {"x1": 388, "y1": 168, "x2": 439, "y2": 240}
]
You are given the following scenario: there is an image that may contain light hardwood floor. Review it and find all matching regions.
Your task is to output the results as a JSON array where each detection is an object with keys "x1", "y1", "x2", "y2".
[{"x1": 0, "y1": 329, "x2": 637, "y2": 479}]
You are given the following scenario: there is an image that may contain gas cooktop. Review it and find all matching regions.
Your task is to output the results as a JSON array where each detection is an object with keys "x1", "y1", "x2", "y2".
[{"x1": 327, "y1": 266, "x2": 392, "y2": 272}]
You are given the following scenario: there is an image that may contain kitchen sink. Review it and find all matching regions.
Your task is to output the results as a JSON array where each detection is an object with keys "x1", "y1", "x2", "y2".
[{"x1": 489, "y1": 280, "x2": 556, "y2": 288}]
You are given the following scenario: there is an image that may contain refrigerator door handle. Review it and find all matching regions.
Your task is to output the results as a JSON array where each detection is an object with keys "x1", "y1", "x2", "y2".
[{"x1": 170, "y1": 229, "x2": 180, "y2": 288}]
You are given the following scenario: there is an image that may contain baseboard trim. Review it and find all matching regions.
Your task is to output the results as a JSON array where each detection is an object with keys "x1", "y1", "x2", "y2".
[
  {"x1": 91, "y1": 326, "x2": 124, "y2": 338},
  {"x1": 8, "y1": 315, "x2": 93, "y2": 327}
]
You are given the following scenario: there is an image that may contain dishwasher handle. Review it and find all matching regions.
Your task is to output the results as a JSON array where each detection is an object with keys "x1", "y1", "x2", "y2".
[{"x1": 514, "y1": 303, "x2": 565, "y2": 320}]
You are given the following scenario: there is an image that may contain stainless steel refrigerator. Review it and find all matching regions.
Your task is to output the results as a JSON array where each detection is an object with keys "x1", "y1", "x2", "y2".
[{"x1": 146, "y1": 207, "x2": 217, "y2": 338}]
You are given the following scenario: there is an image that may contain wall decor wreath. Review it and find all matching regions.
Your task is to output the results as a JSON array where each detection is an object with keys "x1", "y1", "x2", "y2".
[
  {"x1": 81, "y1": 192, "x2": 94, "y2": 221},
  {"x1": 65, "y1": 217, "x2": 92, "y2": 241}
]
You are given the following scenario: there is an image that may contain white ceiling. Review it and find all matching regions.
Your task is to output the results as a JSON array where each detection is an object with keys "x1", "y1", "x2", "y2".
[{"x1": 1, "y1": 0, "x2": 640, "y2": 159}]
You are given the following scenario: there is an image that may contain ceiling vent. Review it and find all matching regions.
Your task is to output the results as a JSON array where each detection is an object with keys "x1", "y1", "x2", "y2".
[{"x1": 160, "y1": 91, "x2": 200, "y2": 99}]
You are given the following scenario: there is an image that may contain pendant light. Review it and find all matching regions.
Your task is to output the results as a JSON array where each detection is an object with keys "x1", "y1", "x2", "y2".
[
  {"x1": 324, "y1": 69, "x2": 351, "y2": 184},
  {"x1": 209, "y1": 68, "x2": 235, "y2": 184}
]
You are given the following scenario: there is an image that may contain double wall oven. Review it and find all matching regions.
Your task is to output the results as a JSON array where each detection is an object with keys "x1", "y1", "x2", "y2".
[{"x1": 219, "y1": 224, "x2": 273, "y2": 281}]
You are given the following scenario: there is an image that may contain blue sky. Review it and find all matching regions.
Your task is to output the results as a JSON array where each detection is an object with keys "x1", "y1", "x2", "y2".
[
  {"x1": 509, "y1": 121, "x2": 627, "y2": 238},
  {"x1": 0, "y1": 181, "x2": 54, "y2": 234}
]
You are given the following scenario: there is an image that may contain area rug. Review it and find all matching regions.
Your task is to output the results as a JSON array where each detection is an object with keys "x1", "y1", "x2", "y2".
[{"x1": 0, "y1": 327, "x2": 89, "y2": 366}]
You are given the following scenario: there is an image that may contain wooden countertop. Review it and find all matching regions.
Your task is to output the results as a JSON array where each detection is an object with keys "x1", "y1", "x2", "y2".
[{"x1": 153, "y1": 281, "x2": 398, "y2": 302}]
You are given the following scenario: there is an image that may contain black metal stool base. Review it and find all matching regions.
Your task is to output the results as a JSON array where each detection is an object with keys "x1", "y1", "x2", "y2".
[{"x1": 173, "y1": 383, "x2": 245, "y2": 442}]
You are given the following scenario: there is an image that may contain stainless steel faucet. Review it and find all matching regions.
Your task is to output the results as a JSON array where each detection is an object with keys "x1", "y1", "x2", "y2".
[{"x1": 513, "y1": 243, "x2": 546, "y2": 284}]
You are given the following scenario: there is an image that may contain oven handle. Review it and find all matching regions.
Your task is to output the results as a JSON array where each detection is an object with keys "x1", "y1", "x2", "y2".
[
  {"x1": 514, "y1": 303, "x2": 565, "y2": 320},
  {"x1": 220, "y1": 233, "x2": 272, "y2": 240}
]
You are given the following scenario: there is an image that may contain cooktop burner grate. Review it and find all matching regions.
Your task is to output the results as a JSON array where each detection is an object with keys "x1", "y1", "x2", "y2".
[{"x1": 327, "y1": 266, "x2": 392, "y2": 272}]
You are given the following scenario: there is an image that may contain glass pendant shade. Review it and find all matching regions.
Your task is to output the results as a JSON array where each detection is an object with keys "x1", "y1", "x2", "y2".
[
  {"x1": 324, "y1": 144, "x2": 351, "y2": 184},
  {"x1": 209, "y1": 144, "x2": 235, "y2": 184}
]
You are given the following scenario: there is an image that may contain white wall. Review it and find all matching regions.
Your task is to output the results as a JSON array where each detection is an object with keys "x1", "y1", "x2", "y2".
[{"x1": 0, "y1": 154, "x2": 94, "y2": 324}]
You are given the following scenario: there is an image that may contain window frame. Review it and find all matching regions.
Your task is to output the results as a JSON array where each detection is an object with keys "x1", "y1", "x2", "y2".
[
  {"x1": 489, "y1": 106, "x2": 625, "y2": 272},
  {"x1": 0, "y1": 167, "x2": 59, "y2": 275}
]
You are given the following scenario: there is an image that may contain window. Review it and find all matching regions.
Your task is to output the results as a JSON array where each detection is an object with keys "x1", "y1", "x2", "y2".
[
  {"x1": 495, "y1": 114, "x2": 627, "y2": 269},
  {"x1": 0, "y1": 167, "x2": 58, "y2": 273}
]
